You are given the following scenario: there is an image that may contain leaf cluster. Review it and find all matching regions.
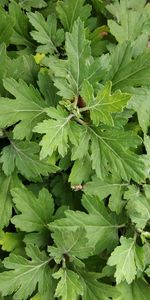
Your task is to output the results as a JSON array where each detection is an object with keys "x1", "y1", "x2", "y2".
[{"x1": 0, "y1": 0, "x2": 150, "y2": 299}]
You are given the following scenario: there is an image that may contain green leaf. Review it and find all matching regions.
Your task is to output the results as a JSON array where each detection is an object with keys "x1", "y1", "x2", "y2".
[
  {"x1": 108, "y1": 42, "x2": 150, "y2": 90},
  {"x1": 48, "y1": 227, "x2": 93, "y2": 264},
  {"x1": 115, "y1": 279, "x2": 150, "y2": 300},
  {"x1": 128, "y1": 88, "x2": 150, "y2": 133},
  {"x1": 56, "y1": 0, "x2": 91, "y2": 31},
  {"x1": 28, "y1": 12, "x2": 64, "y2": 54},
  {"x1": 84, "y1": 175, "x2": 127, "y2": 214},
  {"x1": 34, "y1": 107, "x2": 73, "y2": 159},
  {"x1": 0, "y1": 172, "x2": 22, "y2": 229},
  {"x1": 7, "y1": 55, "x2": 39, "y2": 86},
  {"x1": 53, "y1": 268, "x2": 83, "y2": 300},
  {"x1": 0, "y1": 44, "x2": 8, "y2": 95},
  {"x1": 80, "y1": 80, "x2": 131, "y2": 125},
  {"x1": 80, "y1": 271, "x2": 119, "y2": 300},
  {"x1": 146, "y1": 265, "x2": 150, "y2": 277},
  {"x1": 0, "y1": 78, "x2": 47, "y2": 140},
  {"x1": 73, "y1": 125, "x2": 146, "y2": 182},
  {"x1": 49, "y1": 19, "x2": 109, "y2": 99},
  {"x1": 0, "y1": 245, "x2": 52, "y2": 300},
  {"x1": 125, "y1": 185, "x2": 150, "y2": 229},
  {"x1": 20, "y1": 0, "x2": 47, "y2": 10},
  {"x1": 69, "y1": 154, "x2": 92, "y2": 185},
  {"x1": 0, "y1": 141, "x2": 56, "y2": 180},
  {"x1": 49, "y1": 194, "x2": 119, "y2": 254},
  {"x1": 11, "y1": 187, "x2": 54, "y2": 232},
  {"x1": 37, "y1": 72, "x2": 60, "y2": 107},
  {"x1": 107, "y1": 236, "x2": 145, "y2": 284},
  {"x1": 0, "y1": 231, "x2": 23, "y2": 253},
  {"x1": 107, "y1": 0, "x2": 149, "y2": 43},
  {"x1": 0, "y1": 9, "x2": 14, "y2": 45},
  {"x1": 9, "y1": 1, "x2": 34, "y2": 50}
]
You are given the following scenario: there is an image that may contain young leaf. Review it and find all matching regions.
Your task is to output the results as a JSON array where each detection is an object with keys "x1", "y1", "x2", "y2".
[
  {"x1": 107, "y1": 236, "x2": 145, "y2": 284},
  {"x1": 28, "y1": 12, "x2": 64, "y2": 54},
  {"x1": 0, "y1": 78, "x2": 47, "y2": 140},
  {"x1": 0, "y1": 141, "x2": 56, "y2": 180},
  {"x1": 80, "y1": 80, "x2": 131, "y2": 126},
  {"x1": 48, "y1": 227, "x2": 93, "y2": 264},
  {"x1": 53, "y1": 268, "x2": 83, "y2": 300},
  {"x1": 11, "y1": 187, "x2": 54, "y2": 232},
  {"x1": 56, "y1": 0, "x2": 91, "y2": 31},
  {"x1": 0, "y1": 245, "x2": 52, "y2": 300},
  {"x1": 49, "y1": 194, "x2": 119, "y2": 254}
]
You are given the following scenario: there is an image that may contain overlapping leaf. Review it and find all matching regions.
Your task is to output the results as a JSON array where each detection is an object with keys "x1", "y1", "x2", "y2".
[
  {"x1": 34, "y1": 107, "x2": 74, "y2": 159},
  {"x1": 80, "y1": 80, "x2": 131, "y2": 125},
  {"x1": 80, "y1": 271, "x2": 119, "y2": 300},
  {"x1": 115, "y1": 279, "x2": 150, "y2": 300},
  {"x1": 48, "y1": 227, "x2": 93, "y2": 264},
  {"x1": 49, "y1": 18, "x2": 110, "y2": 99},
  {"x1": 128, "y1": 87, "x2": 150, "y2": 133},
  {"x1": 84, "y1": 175, "x2": 127, "y2": 214},
  {"x1": 125, "y1": 185, "x2": 150, "y2": 229},
  {"x1": 0, "y1": 141, "x2": 56, "y2": 180},
  {"x1": 53, "y1": 268, "x2": 83, "y2": 300},
  {"x1": 108, "y1": 236, "x2": 145, "y2": 284},
  {"x1": 72, "y1": 124, "x2": 146, "y2": 182},
  {"x1": 107, "y1": 42, "x2": 150, "y2": 91},
  {"x1": 20, "y1": 0, "x2": 47, "y2": 10},
  {"x1": 0, "y1": 8, "x2": 14, "y2": 45},
  {"x1": 49, "y1": 194, "x2": 119, "y2": 254},
  {"x1": 9, "y1": 1, "x2": 33, "y2": 50},
  {"x1": 57, "y1": 0, "x2": 91, "y2": 31},
  {"x1": 0, "y1": 230, "x2": 23, "y2": 253},
  {"x1": 0, "y1": 172, "x2": 22, "y2": 229},
  {"x1": 107, "y1": 0, "x2": 149, "y2": 43},
  {"x1": 0, "y1": 78, "x2": 47, "y2": 140},
  {"x1": 0, "y1": 245, "x2": 52, "y2": 300},
  {"x1": 28, "y1": 12, "x2": 64, "y2": 54},
  {"x1": 11, "y1": 187, "x2": 54, "y2": 232}
]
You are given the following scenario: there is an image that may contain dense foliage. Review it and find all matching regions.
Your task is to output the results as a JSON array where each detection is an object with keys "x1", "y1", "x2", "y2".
[{"x1": 0, "y1": 0, "x2": 150, "y2": 299}]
